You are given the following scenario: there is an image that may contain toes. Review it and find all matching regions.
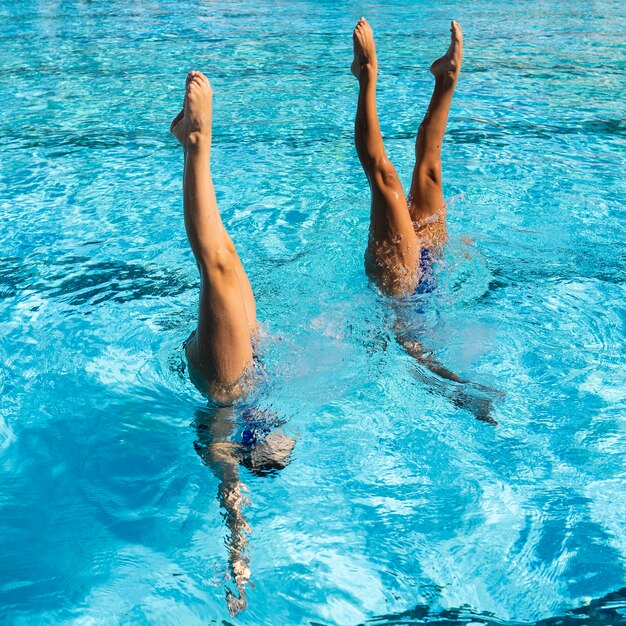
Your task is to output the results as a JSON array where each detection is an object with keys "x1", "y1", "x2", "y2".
[
  {"x1": 187, "y1": 76, "x2": 203, "y2": 94},
  {"x1": 187, "y1": 71, "x2": 211, "y2": 92},
  {"x1": 450, "y1": 20, "x2": 463, "y2": 41},
  {"x1": 354, "y1": 17, "x2": 367, "y2": 33},
  {"x1": 186, "y1": 72, "x2": 197, "y2": 91},
  {"x1": 195, "y1": 70, "x2": 210, "y2": 85},
  {"x1": 186, "y1": 70, "x2": 211, "y2": 91},
  {"x1": 356, "y1": 19, "x2": 372, "y2": 42}
]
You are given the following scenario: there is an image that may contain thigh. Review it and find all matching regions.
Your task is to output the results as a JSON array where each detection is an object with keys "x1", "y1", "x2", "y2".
[
  {"x1": 190, "y1": 274, "x2": 253, "y2": 388},
  {"x1": 408, "y1": 165, "x2": 446, "y2": 224},
  {"x1": 366, "y1": 162, "x2": 420, "y2": 295},
  {"x1": 367, "y1": 161, "x2": 413, "y2": 241},
  {"x1": 223, "y1": 231, "x2": 257, "y2": 332},
  {"x1": 407, "y1": 164, "x2": 448, "y2": 247}
]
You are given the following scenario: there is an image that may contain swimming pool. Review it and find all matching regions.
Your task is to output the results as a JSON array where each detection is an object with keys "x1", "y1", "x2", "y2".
[{"x1": 1, "y1": 0, "x2": 625, "y2": 623}]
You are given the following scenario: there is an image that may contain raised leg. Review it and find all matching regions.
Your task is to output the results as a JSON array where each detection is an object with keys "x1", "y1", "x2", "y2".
[
  {"x1": 224, "y1": 231, "x2": 257, "y2": 333},
  {"x1": 408, "y1": 21, "x2": 463, "y2": 239},
  {"x1": 352, "y1": 18, "x2": 420, "y2": 297},
  {"x1": 171, "y1": 71, "x2": 255, "y2": 400}
]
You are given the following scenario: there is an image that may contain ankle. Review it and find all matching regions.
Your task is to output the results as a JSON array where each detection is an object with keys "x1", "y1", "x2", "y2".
[
  {"x1": 358, "y1": 62, "x2": 378, "y2": 81},
  {"x1": 185, "y1": 131, "x2": 212, "y2": 152}
]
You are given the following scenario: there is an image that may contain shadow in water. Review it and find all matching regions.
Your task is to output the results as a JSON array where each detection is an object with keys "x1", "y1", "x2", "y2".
[
  {"x1": 0, "y1": 254, "x2": 194, "y2": 305},
  {"x1": 193, "y1": 404, "x2": 295, "y2": 616},
  {"x1": 368, "y1": 586, "x2": 626, "y2": 625}
]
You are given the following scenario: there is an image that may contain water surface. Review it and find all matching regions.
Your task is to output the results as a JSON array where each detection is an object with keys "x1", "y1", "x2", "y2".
[{"x1": 1, "y1": 0, "x2": 625, "y2": 623}]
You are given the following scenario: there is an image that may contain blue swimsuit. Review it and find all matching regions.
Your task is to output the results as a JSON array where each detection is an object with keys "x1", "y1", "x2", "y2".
[
  {"x1": 415, "y1": 247, "x2": 438, "y2": 295},
  {"x1": 240, "y1": 407, "x2": 285, "y2": 447}
]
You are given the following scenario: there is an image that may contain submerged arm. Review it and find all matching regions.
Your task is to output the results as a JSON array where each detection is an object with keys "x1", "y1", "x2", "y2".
[
  {"x1": 194, "y1": 408, "x2": 251, "y2": 616},
  {"x1": 401, "y1": 338, "x2": 467, "y2": 383},
  {"x1": 396, "y1": 331, "x2": 500, "y2": 426},
  {"x1": 210, "y1": 443, "x2": 251, "y2": 616}
]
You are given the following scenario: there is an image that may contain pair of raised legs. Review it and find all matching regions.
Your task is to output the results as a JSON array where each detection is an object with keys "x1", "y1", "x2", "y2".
[
  {"x1": 171, "y1": 21, "x2": 463, "y2": 400},
  {"x1": 353, "y1": 18, "x2": 462, "y2": 296},
  {"x1": 350, "y1": 20, "x2": 500, "y2": 424}
]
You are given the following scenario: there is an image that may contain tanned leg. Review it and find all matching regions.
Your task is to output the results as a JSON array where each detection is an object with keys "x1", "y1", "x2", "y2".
[
  {"x1": 408, "y1": 21, "x2": 463, "y2": 244},
  {"x1": 171, "y1": 71, "x2": 254, "y2": 400},
  {"x1": 225, "y1": 233, "x2": 257, "y2": 333},
  {"x1": 398, "y1": 25, "x2": 502, "y2": 424},
  {"x1": 352, "y1": 18, "x2": 420, "y2": 296}
]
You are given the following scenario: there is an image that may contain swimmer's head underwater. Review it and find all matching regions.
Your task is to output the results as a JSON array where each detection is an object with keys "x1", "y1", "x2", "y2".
[
  {"x1": 239, "y1": 407, "x2": 295, "y2": 476},
  {"x1": 240, "y1": 429, "x2": 295, "y2": 476},
  {"x1": 194, "y1": 405, "x2": 295, "y2": 477}
]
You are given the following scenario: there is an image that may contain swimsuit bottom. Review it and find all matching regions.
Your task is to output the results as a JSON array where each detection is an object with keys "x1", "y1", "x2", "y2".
[{"x1": 415, "y1": 247, "x2": 438, "y2": 295}]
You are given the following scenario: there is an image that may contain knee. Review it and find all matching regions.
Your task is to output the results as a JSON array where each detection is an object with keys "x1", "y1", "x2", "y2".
[
  {"x1": 369, "y1": 158, "x2": 401, "y2": 189},
  {"x1": 198, "y1": 246, "x2": 237, "y2": 281},
  {"x1": 416, "y1": 161, "x2": 442, "y2": 188}
]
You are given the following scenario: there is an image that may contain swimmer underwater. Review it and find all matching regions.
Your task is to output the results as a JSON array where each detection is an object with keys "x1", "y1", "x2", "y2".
[
  {"x1": 351, "y1": 18, "x2": 502, "y2": 423},
  {"x1": 170, "y1": 70, "x2": 294, "y2": 615}
]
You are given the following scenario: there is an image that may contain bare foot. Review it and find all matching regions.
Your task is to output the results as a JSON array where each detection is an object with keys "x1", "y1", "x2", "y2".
[
  {"x1": 430, "y1": 21, "x2": 463, "y2": 84},
  {"x1": 170, "y1": 70, "x2": 213, "y2": 149},
  {"x1": 351, "y1": 17, "x2": 377, "y2": 79}
]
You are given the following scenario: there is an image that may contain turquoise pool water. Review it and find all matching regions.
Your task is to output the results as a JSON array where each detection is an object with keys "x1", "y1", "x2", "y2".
[{"x1": 1, "y1": 0, "x2": 625, "y2": 623}]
